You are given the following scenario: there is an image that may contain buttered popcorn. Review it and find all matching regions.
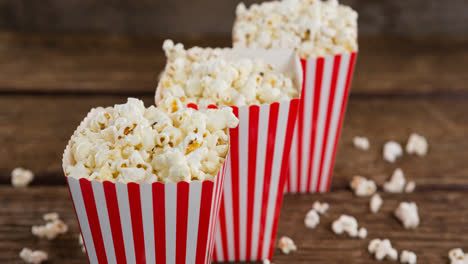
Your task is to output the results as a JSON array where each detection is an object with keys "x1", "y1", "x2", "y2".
[
  {"x1": 157, "y1": 40, "x2": 298, "y2": 107},
  {"x1": 233, "y1": 0, "x2": 358, "y2": 58},
  {"x1": 65, "y1": 97, "x2": 238, "y2": 183}
]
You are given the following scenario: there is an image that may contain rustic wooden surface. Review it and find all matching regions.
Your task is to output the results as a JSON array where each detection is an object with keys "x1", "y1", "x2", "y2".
[{"x1": 0, "y1": 32, "x2": 467, "y2": 263}]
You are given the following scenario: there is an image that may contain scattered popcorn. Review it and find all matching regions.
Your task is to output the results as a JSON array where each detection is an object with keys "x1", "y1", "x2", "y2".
[
  {"x1": 332, "y1": 214, "x2": 366, "y2": 239},
  {"x1": 353, "y1": 136, "x2": 370, "y2": 151},
  {"x1": 350, "y1": 176, "x2": 376, "y2": 197},
  {"x1": 32, "y1": 213, "x2": 68, "y2": 240},
  {"x1": 368, "y1": 238, "x2": 398, "y2": 261},
  {"x1": 263, "y1": 259, "x2": 272, "y2": 264},
  {"x1": 400, "y1": 250, "x2": 417, "y2": 264},
  {"x1": 11, "y1": 167, "x2": 34, "y2": 187},
  {"x1": 65, "y1": 97, "x2": 239, "y2": 183},
  {"x1": 384, "y1": 168, "x2": 406, "y2": 193},
  {"x1": 406, "y1": 133, "x2": 428, "y2": 156},
  {"x1": 312, "y1": 201, "x2": 329, "y2": 214},
  {"x1": 394, "y1": 202, "x2": 420, "y2": 229},
  {"x1": 278, "y1": 236, "x2": 297, "y2": 254},
  {"x1": 19, "y1": 248, "x2": 48, "y2": 264},
  {"x1": 405, "y1": 181, "x2": 416, "y2": 193},
  {"x1": 233, "y1": 0, "x2": 358, "y2": 58},
  {"x1": 157, "y1": 40, "x2": 298, "y2": 107},
  {"x1": 370, "y1": 193, "x2": 383, "y2": 213},
  {"x1": 383, "y1": 141, "x2": 403, "y2": 163},
  {"x1": 78, "y1": 234, "x2": 86, "y2": 253},
  {"x1": 304, "y1": 209, "x2": 320, "y2": 229},
  {"x1": 448, "y1": 248, "x2": 468, "y2": 264}
]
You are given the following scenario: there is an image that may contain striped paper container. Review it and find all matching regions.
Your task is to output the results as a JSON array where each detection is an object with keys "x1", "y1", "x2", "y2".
[
  {"x1": 286, "y1": 52, "x2": 358, "y2": 193},
  {"x1": 63, "y1": 108, "x2": 227, "y2": 264}
]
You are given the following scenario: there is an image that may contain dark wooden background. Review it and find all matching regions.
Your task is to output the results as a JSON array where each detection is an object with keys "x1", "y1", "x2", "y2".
[{"x1": 1, "y1": 0, "x2": 468, "y2": 263}]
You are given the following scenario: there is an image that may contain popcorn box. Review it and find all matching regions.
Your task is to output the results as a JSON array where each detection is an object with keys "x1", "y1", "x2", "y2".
[
  {"x1": 63, "y1": 109, "x2": 227, "y2": 264},
  {"x1": 156, "y1": 49, "x2": 302, "y2": 262},
  {"x1": 286, "y1": 52, "x2": 357, "y2": 193}
]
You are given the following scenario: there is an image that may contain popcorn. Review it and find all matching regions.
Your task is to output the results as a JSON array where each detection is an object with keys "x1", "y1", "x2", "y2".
[
  {"x1": 406, "y1": 133, "x2": 428, "y2": 156},
  {"x1": 304, "y1": 209, "x2": 320, "y2": 229},
  {"x1": 405, "y1": 181, "x2": 416, "y2": 193},
  {"x1": 157, "y1": 40, "x2": 298, "y2": 107},
  {"x1": 449, "y1": 248, "x2": 468, "y2": 264},
  {"x1": 384, "y1": 168, "x2": 406, "y2": 193},
  {"x1": 78, "y1": 234, "x2": 86, "y2": 253},
  {"x1": 66, "y1": 97, "x2": 238, "y2": 183},
  {"x1": 383, "y1": 141, "x2": 403, "y2": 163},
  {"x1": 331, "y1": 214, "x2": 366, "y2": 239},
  {"x1": 31, "y1": 213, "x2": 68, "y2": 240},
  {"x1": 278, "y1": 236, "x2": 297, "y2": 254},
  {"x1": 353, "y1": 136, "x2": 370, "y2": 151},
  {"x1": 19, "y1": 248, "x2": 48, "y2": 264},
  {"x1": 233, "y1": 0, "x2": 358, "y2": 58},
  {"x1": 312, "y1": 201, "x2": 329, "y2": 214},
  {"x1": 368, "y1": 239, "x2": 398, "y2": 261},
  {"x1": 11, "y1": 167, "x2": 34, "y2": 187},
  {"x1": 263, "y1": 260, "x2": 272, "y2": 264},
  {"x1": 400, "y1": 250, "x2": 417, "y2": 264},
  {"x1": 350, "y1": 176, "x2": 376, "y2": 197},
  {"x1": 370, "y1": 194, "x2": 383, "y2": 213},
  {"x1": 394, "y1": 202, "x2": 420, "y2": 229}
]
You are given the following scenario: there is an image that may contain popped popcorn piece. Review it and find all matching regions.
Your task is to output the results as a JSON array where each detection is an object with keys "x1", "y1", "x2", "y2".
[
  {"x1": 312, "y1": 201, "x2": 329, "y2": 214},
  {"x1": 406, "y1": 133, "x2": 428, "y2": 156},
  {"x1": 350, "y1": 176, "x2": 376, "y2": 197},
  {"x1": 278, "y1": 236, "x2": 297, "y2": 254},
  {"x1": 405, "y1": 181, "x2": 416, "y2": 193},
  {"x1": 11, "y1": 167, "x2": 34, "y2": 187},
  {"x1": 368, "y1": 238, "x2": 398, "y2": 261},
  {"x1": 157, "y1": 40, "x2": 298, "y2": 107},
  {"x1": 43, "y1": 212, "x2": 59, "y2": 222},
  {"x1": 263, "y1": 259, "x2": 272, "y2": 264},
  {"x1": 384, "y1": 168, "x2": 406, "y2": 193},
  {"x1": 332, "y1": 214, "x2": 366, "y2": 239},
  {"x1": 448, "y1": 248, "x2": 468, "y2": 264},
  {"x1": 400, "y1": 250, "x2": 417, "y2": 264},
  {"x1": 304, "y1": 209, "x2": 320, "y2": 229},
  {"x1": 32, "y1": 213, "x2": 68, "y2": 240},
  {"x1": 383, "y1": 141, "x2": 403, "y2": 163},
  {"x1": 233, "y1": 0, "x2": 358, "y2": 58},
  {"x1": 78, "y1": 234, "x2": 86, "y2": 253},
  {"x1": 66, "y1": 97, "x2": 239, "y2": 183},
  {"x1": 19, "y1": 248, "x2": 48, "y2": 264},
  {"x1": 394, "y1": 202, "x2": 420, "y2": 229},
  {"x1": 370, "y1": 194, "x2": 383, "y2": 213},
  {"x1": 353, "y1": 136, "x2": 370, "y2": 151}
]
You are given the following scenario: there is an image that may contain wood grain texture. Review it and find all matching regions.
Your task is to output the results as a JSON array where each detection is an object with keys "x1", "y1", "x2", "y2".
[
  {"x1": 0, "y1": 186, "x2": 466, "y2": 263},
  {"x1": 1, "y1": 33, "x2": 468, "y2": 95}
]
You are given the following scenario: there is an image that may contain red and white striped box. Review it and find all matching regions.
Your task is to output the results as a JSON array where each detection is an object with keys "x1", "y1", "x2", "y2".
[
  {"x1": 286, "y1": 52, "x2": 357, "y2": 193},
  {"x1": 63, "y1": 108, "x2": 227, "y2": 264}
]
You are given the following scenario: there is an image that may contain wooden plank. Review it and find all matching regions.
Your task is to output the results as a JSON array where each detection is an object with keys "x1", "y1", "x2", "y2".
[
  {"x1": 0, "y1": 186, "x2": 466, "y2": 263},
  {"x1": 0, "y1": 95, "x2": 466, "y2": 187},
  {"x1": 0, "y1": 33, "x2": 468, "y2": 95}
]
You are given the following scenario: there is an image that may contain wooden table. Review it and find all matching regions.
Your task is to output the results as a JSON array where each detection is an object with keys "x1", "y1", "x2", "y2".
[{"x1": 1, "y1": 32, "x2": 467, "y2": 263}]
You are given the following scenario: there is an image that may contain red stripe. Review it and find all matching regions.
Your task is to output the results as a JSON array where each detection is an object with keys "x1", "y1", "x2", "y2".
[
  {"x1": 176, "y1": 182, "x2": 190, "y2": 264},
  {"x1": 79, "y1": 179, "x2": 108, "y2": 264},
  {"x1": 153, "y1": 183, "x2": 166, "y2": 263},
  {"x1": 195, "y1": 181, "x2": 215, "y2": 264},
  {"x1": 306, "y1": 58, "x2": 325, "y2": 192},
  {"x1": 211, "y1": 162, "x2": 226, "y2": 258},
  {"x1": 103, "y1": 181, "x2": 127, "y2": 264},
  {"x1": 127, "y1": 183, "x2": 146, "y2": 263},
  {"x1": 229, "y1": 106, "x2": 240, "y2": 260},
  {"x1": 217, "y1": 194, "x2": 229, "y2": 261},
  {"x1": 206, "y1": 165, "x2": 223, "y2": 261},
  {"x1": 246, "y1": 106, "x2": 259, "y2": 260},
  {"x1": 316, "y1": 55, "x2": 341, "y2": 192},
  {"x1": 325, "y1": 53, "x2": 357, "y2": 191},
  {"x1": 296, "y1": 58, "x2": 307, "y2": 192},
  {"x1": 256, "y1": 102, "x2": 279, "y2": 258},
  {"x1": 187, "y1": 103, "x2": 198, "y2": 110},
  {"x1": 268, "y1": 99, "x2": 299, "y2": 259}
]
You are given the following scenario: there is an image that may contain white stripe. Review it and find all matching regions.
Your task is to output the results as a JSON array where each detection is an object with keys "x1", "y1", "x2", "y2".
[
  {"x1": 209, "y1": 165, "x2": 225, "y2": 260},
  {"x1": 251, "y1": 104, "x2": 269, "y2": 259},
  {"x1": 115, "y1": 182, "x2": 136, "y2": 264},
  {"x1": 238, "y1": 107, "x2": 249, "y2": 261},
  {"x1": 164, "y1": 182, "x2": 177, "y2": 264},
  {"x1": 214, "y1": 221, "x2": 224, "y2": 261},
  {"x1": 222, "y1": 153, "x2": 235, "y2": 260},
  {"x1": 262, "y1": 101, "x2": 290, "y2": 258},
  {"x1": 140, "y1": 183, "x2": 155, "y2": 264},
  {"x1": 92, "y1": 181, "x2": 117, "y2": 264},
  {"x1": 301, "y1": 59, "x2": 316, "y2": 193},
  {"x1": 320, "y1": 54, "x2": 351, "y2": 192},
  {"x1": 186, "y1": 182, "x2": 202, "y2": 263},
  {"x1": 68, "y1": 178, "x2": 98, "y2": 264},
  {"x1": 288, "y1": 119, "x2": 298, "y2": 193},
  {"x1": 310, "y1": 56, "x2": 334, "y2": 192}
]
